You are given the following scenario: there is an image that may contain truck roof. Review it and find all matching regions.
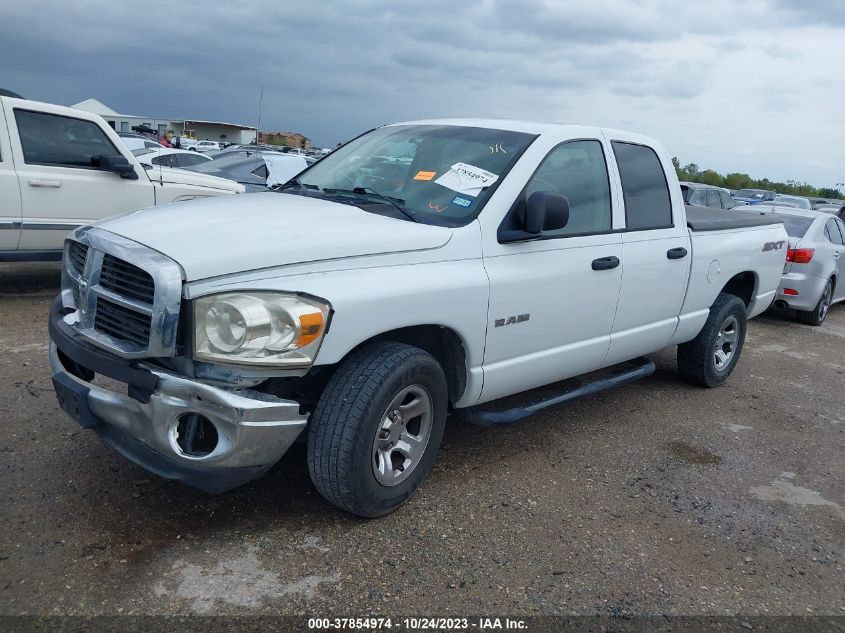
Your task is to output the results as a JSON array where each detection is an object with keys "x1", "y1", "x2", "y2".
[{"x1": 385, "y1": 117, "x2": 658, "y2": 145}]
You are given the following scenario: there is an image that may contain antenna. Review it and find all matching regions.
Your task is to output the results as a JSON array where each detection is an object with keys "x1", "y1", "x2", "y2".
[{"x1": 256, "y1": 82, "x2": 263, "y2": 146}]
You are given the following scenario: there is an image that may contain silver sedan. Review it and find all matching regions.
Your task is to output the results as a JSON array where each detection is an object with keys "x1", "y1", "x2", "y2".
[{"x1": 762, "y1": 207, "x2": 845, "y2": 325}]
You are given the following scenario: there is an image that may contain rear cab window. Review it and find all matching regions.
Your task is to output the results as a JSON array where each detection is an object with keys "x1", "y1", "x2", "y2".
[{"x1": 611, "y1": 141, "x2": 673, "y2": 230}]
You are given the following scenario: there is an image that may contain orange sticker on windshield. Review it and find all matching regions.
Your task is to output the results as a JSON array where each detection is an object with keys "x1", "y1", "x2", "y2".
[{"x1": 414, "y1": 170, "x2": 436, "y2": 181}]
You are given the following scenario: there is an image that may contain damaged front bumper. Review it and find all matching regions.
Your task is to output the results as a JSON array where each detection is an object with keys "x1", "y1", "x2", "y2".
[{"x1": 48, "y1": 298, "x2": 308, "y2": 493}]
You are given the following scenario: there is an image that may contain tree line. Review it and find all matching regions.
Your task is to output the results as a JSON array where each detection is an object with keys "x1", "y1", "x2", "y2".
[{"x1": 671, "y1": 157, "x2": 841, "y2": 199}]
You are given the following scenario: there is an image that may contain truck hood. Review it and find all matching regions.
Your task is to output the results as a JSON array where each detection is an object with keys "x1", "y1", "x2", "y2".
[
  {"x1": 145, "y1": 166, "x2": 246, "y2": 194},
  {"x1": 95, "y1": 192, "x2": 453, "y2": 280}
]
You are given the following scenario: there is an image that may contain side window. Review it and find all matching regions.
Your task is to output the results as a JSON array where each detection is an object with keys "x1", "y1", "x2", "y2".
[
  {"x1": 525, "y1": 140, "x2": 612, "y2": 236},
  {"x1": 719, "y1": 190, "x2": 734, "y2": 209},
  {"x1": 836, "y1": 219, "x2": 845, "y2": 243},
  {"x1": 151, "y1": 155, "x2": 167, "y2": 167},
  {"x1": 689, "y1": 189, "x2": 706, "y2": 206},
  {"x1": 611, "y1": 141, "x2": 673, "y2": 230},
  {"x1": 177, "y1": 154, "x2": 207, "y2": 167},
  {"x1": 826, "y1": 219, "x2": 844, "y2": 245},
  {"x1": 706, "y1": 189, "x2": 721, "y2": 208},
  {"x1": 15, "y1": 109, "x2": 122, "y2": 169},
  {"x1": 251, "y1": 163, "x2": 269, "y2": 179}
]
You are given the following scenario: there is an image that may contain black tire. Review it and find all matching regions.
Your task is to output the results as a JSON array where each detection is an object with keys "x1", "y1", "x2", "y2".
[
  {"x1": 795, "y1": 279, "x2": 833, "y2": 326},
  {"x1": 307, "y1": 342, "x2": 448, "y2": 517},
  {"x1": 678, "y1": 293, "x2": 747, "y2": 388}
]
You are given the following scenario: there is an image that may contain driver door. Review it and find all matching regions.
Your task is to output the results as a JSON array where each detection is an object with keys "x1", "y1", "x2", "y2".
[
  {"x1": 3, "y1": 102, "x2": 153, "y2": 253},
  {"x1": 480, "y1": 137, "x2": 624, "y2": 403}
]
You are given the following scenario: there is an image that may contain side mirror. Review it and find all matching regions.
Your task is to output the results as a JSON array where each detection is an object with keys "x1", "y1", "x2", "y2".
[
  {"x1": 524, "y1": 190, "x2": 570, "y2": 233},
  {"x1": 97, "y1": 155, "x2": 139, "y2": 180},
  {"x1": 499, "y1": 191, "x2": 570, "y2": 243}
]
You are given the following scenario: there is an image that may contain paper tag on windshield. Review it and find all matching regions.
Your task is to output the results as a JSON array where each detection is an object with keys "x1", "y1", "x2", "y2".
[{"x1": 434, "y1": 162, "x2": 498, "y2": 197}]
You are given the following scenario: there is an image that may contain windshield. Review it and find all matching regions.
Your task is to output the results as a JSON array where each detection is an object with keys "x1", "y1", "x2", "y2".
[
  {"x1": 780, "y1": 214, "x2": 814, "y2": 238},
  {"x1": 287, "y1": 125, "x2": 536, "y2": 225},
  {"x1": 735, "y1": 189, "x2": 766, "y2": 198}
]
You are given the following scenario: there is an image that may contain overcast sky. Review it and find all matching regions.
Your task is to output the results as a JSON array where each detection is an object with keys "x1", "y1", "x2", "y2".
[{"x1": 1, "y1": 0, "x2": 842, "y2": 187}]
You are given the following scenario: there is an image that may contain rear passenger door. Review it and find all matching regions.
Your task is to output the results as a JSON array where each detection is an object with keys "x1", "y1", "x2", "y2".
[{"x1": 602, "y1": 138, "x2": 692, "y2": 366}]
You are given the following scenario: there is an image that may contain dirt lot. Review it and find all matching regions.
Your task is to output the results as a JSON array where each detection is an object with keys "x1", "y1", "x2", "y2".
[{"x1": 1, "y1": 262, "x2": 843, "y2": 618}]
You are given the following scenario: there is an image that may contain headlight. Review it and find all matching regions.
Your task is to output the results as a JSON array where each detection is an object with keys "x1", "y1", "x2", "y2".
[{"x1": 193, "y1": 292, "x2": 330, "y2": 367}]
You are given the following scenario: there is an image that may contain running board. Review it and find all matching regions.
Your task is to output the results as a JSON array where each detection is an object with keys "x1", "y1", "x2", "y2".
[{"x1": 458, "y1": 357, "x2": 656, "y2": 427}]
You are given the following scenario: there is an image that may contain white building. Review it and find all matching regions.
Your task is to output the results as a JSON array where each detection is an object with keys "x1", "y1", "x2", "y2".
[{"x1": 72, "y1": 98, "x2": 257, "y2": 144}]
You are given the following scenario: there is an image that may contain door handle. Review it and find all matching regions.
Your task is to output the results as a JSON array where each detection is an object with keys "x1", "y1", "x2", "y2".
[
  {"x1": 667, "y1": 247, "x2": 688, "y2": 259},
  {"x1": 591, "y1": 256, "x2": 620, "y2": 271},
  {"x1": 28, "y1": 179, "x2": 62, "y2": 188}
]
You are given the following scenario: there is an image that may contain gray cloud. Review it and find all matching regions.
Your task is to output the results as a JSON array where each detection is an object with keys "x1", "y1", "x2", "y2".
[{"x1": 0, "y1": 0, "x2": 841, "y2": 185}]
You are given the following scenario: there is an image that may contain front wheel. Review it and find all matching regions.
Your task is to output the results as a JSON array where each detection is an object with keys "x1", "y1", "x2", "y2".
[
  {"x1": 307, "y1": 342, "x2": 448, "y2": 517},
  {"x1": 795, "y1": 279, "x2": 832, "y2": 326},
  {"x1": 678, "y1": 293, "x2": 747, "y2": 388}
]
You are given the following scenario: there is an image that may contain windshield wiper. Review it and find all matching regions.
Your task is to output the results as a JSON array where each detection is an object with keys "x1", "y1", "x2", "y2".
[
  {"x1": 276, "y1": 178, "x2": 319, "y2": 191},
  {"x1": 323, "y1": 187, "x2": 418, "y2": 223}
]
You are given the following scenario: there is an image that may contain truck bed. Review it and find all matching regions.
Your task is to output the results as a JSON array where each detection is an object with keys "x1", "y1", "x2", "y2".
[{"x1": 685, "y1": 205, "x2": 784, "y2": 232}]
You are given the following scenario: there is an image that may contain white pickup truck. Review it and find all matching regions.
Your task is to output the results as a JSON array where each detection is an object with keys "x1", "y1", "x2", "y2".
[
  {"x1": 48, "y1": 119, "x2": 787, "y2": 517},
  {"x1": 0, "y1": 95, "x2": 244, "y2": 261}
]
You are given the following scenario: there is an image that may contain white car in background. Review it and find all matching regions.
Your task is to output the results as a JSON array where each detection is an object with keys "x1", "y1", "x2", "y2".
[
  {"x1": 118, "y1": 134, "x2": 164, "y2": 151},
  {"x1": 192, "y1": 140, "x2": 221, "y2": 153},
  {"x1": 132, "y1": 147, "x2": 212, "y2": 169}
]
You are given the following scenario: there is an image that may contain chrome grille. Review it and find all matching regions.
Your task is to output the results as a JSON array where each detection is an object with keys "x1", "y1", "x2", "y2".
[
  {"x1": 94, "y1": 297, "x2": 152, "y2": 346},
  {"x1": 61, "y1": 229, "x2": 183, "y2": 359},
  {"x1": 100, "y1": 254, "x2": 155, "y2": 304},
  {"x1": 68, "y1": 241, "x2": 88, "y2": 274}
]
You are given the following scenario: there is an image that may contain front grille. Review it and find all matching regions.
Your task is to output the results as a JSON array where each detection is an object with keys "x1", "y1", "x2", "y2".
[
  {"x1": 63, "y1": 229, "x2": 181, "y2": 358},
  {"x1": 68, "y1": 241, "x2": 88, "y2": 274},
  {"x1": 100, "y1": 254, "x2": 155, "y2": 304},
  {"x1": 94, "y1": 298, "x2": 152, "y2": 347}
]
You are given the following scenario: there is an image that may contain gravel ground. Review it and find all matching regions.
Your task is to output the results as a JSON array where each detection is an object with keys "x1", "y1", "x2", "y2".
[{"x1": 0, "y1": 262, "x2": 843, "y2": 618}]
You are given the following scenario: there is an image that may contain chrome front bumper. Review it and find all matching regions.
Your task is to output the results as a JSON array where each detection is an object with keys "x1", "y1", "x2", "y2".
[{"x1": 49, "y1": 342, "x2": 308, "y2": 492}]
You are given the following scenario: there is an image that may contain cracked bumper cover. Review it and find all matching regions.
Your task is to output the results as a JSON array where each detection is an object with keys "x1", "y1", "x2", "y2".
[{"x1": 48, "y1": 298, "x2": 309, "y2": 493}]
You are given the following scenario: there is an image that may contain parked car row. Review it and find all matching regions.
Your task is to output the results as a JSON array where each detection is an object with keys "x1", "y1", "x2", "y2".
[{"x1": 682, "y1": 179, "x2": 845, "y2": 327}]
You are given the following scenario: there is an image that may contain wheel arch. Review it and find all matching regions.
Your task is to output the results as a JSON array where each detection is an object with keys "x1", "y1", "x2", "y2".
[
  {"x1": 719, "y1": 271, "x2": 757, "y2": 307},
  {"x1": 349, "y1": 325, "x2": 469, "y2": 407},
  {"x1": 310, "y1": 325, "x2": 469, "y2": 407}
]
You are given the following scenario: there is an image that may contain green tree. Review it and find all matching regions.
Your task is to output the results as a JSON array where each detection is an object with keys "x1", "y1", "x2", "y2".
[
  {"x1": 723, "y1": 173, "x2": 752, "y2": 190},
  {"x1": 683, "y1": 163, "x2": 700, "y2": 180},
  {"x1": 699, "y1": 169, "x2": 723, "y2": 186}
]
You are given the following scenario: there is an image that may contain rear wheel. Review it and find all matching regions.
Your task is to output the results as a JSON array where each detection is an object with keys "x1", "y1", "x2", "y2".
[
  {"x1": 307, "y1": 342, "x2": 448, "y2": 517},
  {"x1": 678, "y1": 293, "x2": 747, "y2": 388},
  {"x1": 795, "y1": 279, "x2": 832, "y2": 326}
]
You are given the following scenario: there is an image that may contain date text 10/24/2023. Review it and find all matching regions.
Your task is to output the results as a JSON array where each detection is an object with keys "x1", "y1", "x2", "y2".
[{"x1": 307, "y1": 617, "x2": 528, "y2": 630}]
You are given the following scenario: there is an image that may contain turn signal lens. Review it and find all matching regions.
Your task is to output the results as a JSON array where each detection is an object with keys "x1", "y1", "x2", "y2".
[{"x1": 786, "y1": 248, "x2": 814, "y2": 264}]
